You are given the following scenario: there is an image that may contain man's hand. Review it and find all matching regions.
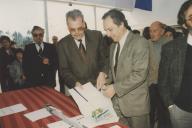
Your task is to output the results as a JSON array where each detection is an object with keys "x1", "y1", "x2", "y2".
[
  {"x1": 168, "y1": 105, "x2": 174, "y2": 110},
  {"x1": 96, "y1": 72, "x2": 107, "y2": 90},
  {"x1": 102, "y1": 84, "x2": 115, "y2": 98},
  {"x1": 75, "y1": 81, "x2": 83, "y2": 89},
  {"x1": 21, "y1": 74, "x2": 26, "y2": 80}
]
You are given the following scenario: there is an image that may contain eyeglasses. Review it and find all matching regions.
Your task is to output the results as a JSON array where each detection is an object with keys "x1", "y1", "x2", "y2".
[
  {"x1": 32, "y1": 33, "x2": 44, "y2": 37},
  {"x1": 185, "y1": 15, "x2": 192, "y2": 22},
  {"x1": 69, "y1": 26, "x2": 85, "y2": 33}
]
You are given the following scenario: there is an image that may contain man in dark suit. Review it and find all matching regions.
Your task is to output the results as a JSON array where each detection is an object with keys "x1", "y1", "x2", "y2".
[
  {"x1": 57, "y1": 9, "x2": 106, "y2": 90},
  {"x1": 158, "y1": 1, "x2": 192, "y2": 128},
  {"x1": 23, "y1": 26, "x2": 58, "y2": 88},
  {"x1": 101, "y1": 9, "x2": 150, "y2": 128}
]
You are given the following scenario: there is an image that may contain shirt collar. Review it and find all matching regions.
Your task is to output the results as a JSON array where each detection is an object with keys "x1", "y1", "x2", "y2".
[
  {"x1": 34, "y1": 42, "x2": 44, "y2": 50},
  {"x1": 75, "y1": 36, "x2": 86, "y2": 48}
]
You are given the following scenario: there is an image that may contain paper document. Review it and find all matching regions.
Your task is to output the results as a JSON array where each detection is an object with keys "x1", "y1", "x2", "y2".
[
  {"x1": 0, "y1": 103, "x2": 27, "y2": 117},
  {"x1": 110, "y1": 125, "x2": 121, "y2": 128},
  {"x1": 48, "y1": 115, "x2": 121, "y2": 128},
  {"x1": 45, "y1": 105, "x2": 87, "y2": 128},
  {"x1": 24, "y1": 108, "x2": 51, "y2": 122},
  {"x1": 68, "y1": 82, "x2": 119, "y2": 126},
  {"x1": 48, "y1": 120, "x2": 72, "y2": 128}
]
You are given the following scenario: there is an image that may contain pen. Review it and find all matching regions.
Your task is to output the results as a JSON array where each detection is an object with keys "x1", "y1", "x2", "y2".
[
  {"x1": 45, "y1": 105, "x2": 87, "y2": 128},
  {"x1": 96, "y1": 109, "x2": 109, "y2": 119},
  {"x1": 73, "y1": 88, "x2": 88, "y2": 102}
]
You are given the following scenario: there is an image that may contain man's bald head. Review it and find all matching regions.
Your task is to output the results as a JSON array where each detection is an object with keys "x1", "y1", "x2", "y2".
[{"x1": 150, "y1": 21, "x2": 165, "y2": 42}]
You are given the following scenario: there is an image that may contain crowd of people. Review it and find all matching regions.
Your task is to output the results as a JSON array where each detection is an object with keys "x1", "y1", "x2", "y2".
[{"x1": 1, "y1": 1, "x2": 192, "y2": 128}]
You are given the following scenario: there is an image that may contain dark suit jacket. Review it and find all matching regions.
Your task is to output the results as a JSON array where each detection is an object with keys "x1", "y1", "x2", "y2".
[
  {"x1": 158, "y1": 36, "x2": 187, "y2": 107},
  {"x1": 23, "y1": 42, "x2": 58, "y2": 87},
  {"x1": 57, "y1": 29, "x2": 106, "y2": 88}
]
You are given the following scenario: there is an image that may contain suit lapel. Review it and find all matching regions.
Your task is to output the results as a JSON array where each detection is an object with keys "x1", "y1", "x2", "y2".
[
  {"x1": 118, "y1": 32, "x2": 133, "y2": 65},
  {"x1": 177, "y1": 37, "x2": 187, "y2": 86},
  {"x1": 33, "y1": 43, "x2": 39, "y2": 55},
  {"x1": 110, "y1": 32, "x2": 134, "y2": 79},
  {"x1": 84, "y1": 32, "x2": 94, "y2": 64},
  {"x1": 42, "y1": 42, "x2": 46, "y2": 54},
  {"x1": 69, "y1": 35, "x2": 82, "y2": 58}
]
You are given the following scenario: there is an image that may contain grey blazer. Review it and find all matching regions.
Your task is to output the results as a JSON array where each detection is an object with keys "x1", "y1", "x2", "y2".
[
  {"x1": 57, "y1": 29, "x2": 106, "y2": 88},
  {"x1": 158, "y1": 36, "x2": 187, "y2": 107},
  {"x1": 108, "y1": 32, "x2": 150, "y2": 117}
]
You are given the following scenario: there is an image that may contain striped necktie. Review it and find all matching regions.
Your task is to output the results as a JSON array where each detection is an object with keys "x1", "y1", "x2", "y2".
[{"x1": 78, "y1": 39, "x2": 87, "y2": 63}]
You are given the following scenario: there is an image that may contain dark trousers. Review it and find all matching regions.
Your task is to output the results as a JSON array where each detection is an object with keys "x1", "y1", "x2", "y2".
[
  {"x1": 58, "y1": 72, "x2": 65, "y2": 94},
  {"x1": 0, "y1": 78, "x2": 14, "y2": 92},
  {"x1": 149, "y1": 84, "x2": 172, "y2": 128}
]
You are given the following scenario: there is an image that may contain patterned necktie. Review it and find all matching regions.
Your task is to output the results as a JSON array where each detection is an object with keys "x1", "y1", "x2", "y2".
[
  {"x1": 114, "y1": 43, "x2": 120, "y2": 75},
  {"x1": 78, "y1": 39, "x2": 87, "y2": 63}
]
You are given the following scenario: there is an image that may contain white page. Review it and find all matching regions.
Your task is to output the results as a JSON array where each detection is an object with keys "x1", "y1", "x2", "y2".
[
  {"x1": 68, "y1": 82, "x2": 119, "y2": 126},
  {"x1": 47, "y1": 120, "x2": 72, "y2": 128},
  {"x1": 48, "y1": 114, "x2": 120, "y2": 128},
  {"x1": 10, "y1": 104, "x2": 27, "y2": 113},
  {"x1": 24, "y1": 108, "x2": 51, "y2": 122},
  {"x1": 0, "y1": 103, "x2": 27, "y2": 117},
  {"x1": 110, "y1": 125, "x2": 121, "y2": 128}
]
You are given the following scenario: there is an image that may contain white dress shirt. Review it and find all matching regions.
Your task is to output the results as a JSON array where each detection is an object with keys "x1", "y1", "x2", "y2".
[
  {"x1": 35, "y1": 42, "x2": 44, "y2": 52},
  {"x1": 113, "y1": 30, "x2": 129, "y2": 66},
  {"x1": 74, "y1": 36, "x2": 86, "y2": 50}
]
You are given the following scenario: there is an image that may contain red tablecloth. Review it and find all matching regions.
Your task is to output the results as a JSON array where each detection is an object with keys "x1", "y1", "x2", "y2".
[{"x1": 0, "y1": 86, "x2": 128, "y2": 128}]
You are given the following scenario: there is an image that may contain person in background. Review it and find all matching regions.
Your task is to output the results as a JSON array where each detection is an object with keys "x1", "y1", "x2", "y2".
[
  {"x1": 132, "y1": 29, "x2": 141, "y2": 35},
  {"x1": 149, "y1": 21, "x2": 172, "y2": 128},
  {"x1": 10, "y1": 41, "x2": 17, "y2": 49},
  {"x1": 52, "y1": 35, "x2": 58, "y2": 46},
  {"x1": 164, "y1": 26, "x2": 177, "y2": 39},
  {"x1": 9, "y1": 48, "x2": 25, "y2": 90},
  {"x1": 23, "y1": 26, "x2": 58, "y2": 88},
  {"x1": 158, "y1": 1, "x2": 192, "y2": 127},
  {"x1": 143, "y1": 26, "x2": 151, "y2": 40},
  {"x1": 0, "y1": 36, "x2": 15, "y2": 92},
  {"x1": 101, "y1": 9, "x2": 150, "y2": 128}
]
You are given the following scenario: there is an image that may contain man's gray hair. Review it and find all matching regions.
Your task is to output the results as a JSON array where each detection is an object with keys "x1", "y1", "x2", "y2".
[{"x1": 66, "y1": 9, "x2": 84, "y2": 21}]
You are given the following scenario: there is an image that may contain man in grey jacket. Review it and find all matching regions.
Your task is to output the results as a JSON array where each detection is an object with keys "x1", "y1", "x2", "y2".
[{"x1": 101, "y1": 9, "x2": 150, "y2": 128}]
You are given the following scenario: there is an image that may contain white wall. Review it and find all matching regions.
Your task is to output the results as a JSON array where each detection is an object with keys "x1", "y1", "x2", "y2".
[
  {"x1": 0, "y1": 0, "x2": 188, "y2": 41},
  {"x1": 126, "y1": 0, "x2": 186, "y2": 29},
  {"x1": 59, "y1": 0, "x2": 186, "y2": 29}
]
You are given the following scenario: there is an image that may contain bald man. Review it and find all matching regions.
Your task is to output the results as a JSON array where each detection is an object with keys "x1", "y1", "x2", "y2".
[
  {"x1": 149, "y1": 21, "x2": 172, "y2": 128},
  {"x1": 52, "y1": 36, "x2": 58, "y2": 46}
]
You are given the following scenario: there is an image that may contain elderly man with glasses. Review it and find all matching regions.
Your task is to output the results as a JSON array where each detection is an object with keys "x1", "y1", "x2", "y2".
[
  {"x1": 57, "y1": 9, "x2": 107, "y2": 92},
  {"x1": 23, "y1": 26, "x2": 58, "y2": 88}
]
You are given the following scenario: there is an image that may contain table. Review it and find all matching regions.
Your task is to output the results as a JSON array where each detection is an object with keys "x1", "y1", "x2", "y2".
[{"x1": 0, "y1": 86, "x2": 127, "y2": 128}]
